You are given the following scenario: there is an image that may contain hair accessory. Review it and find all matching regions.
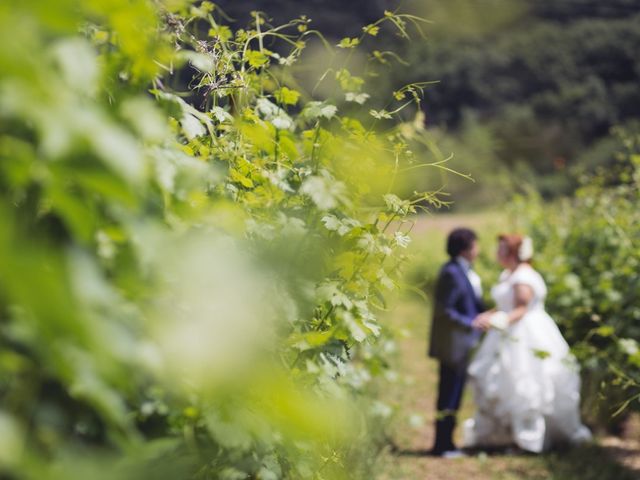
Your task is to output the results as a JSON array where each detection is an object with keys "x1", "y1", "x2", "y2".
[{"x1": 518, "y1": 236, "x2": 534, "y2": 262}]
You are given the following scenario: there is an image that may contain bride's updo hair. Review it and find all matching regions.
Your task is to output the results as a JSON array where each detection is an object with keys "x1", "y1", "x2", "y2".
[{"x1": 498, "y1": 234, "x2": 533, "y2": 263}]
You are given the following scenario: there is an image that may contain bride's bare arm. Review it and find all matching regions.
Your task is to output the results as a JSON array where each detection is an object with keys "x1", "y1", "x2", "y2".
[{"x1": 507, "y1": 284, "x2": 534, "y2": 324}]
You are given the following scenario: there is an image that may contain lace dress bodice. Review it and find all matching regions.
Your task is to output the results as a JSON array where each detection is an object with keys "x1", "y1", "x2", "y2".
[{"x1": 491, "y1": 265, "x2": 547, "y2": 313}]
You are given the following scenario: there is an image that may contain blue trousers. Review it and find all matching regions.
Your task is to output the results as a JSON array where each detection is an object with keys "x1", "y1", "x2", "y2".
[{"x1": 432, "y1": 363, "x2": 467, "y2": 453}]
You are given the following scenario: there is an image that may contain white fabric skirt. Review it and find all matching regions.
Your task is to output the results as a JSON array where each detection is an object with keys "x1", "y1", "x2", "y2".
[{"x1": 463, "y1": 309, "x2": 592, "y2": 452}]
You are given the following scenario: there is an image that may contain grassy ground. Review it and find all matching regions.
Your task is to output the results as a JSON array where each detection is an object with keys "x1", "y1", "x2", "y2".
[{"x1": 374, "y1": 212, "x2": 640, "y2": 480}]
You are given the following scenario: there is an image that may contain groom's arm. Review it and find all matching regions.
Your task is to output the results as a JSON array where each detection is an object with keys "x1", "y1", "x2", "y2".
[{"x1": 435, "y1": 271, "x2": 475, "y2": 330}]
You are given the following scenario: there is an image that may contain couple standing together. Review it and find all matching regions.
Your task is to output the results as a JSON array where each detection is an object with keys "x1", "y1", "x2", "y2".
[{"x1": 428, "y1": 228, "x2": 592, "y2": 457}]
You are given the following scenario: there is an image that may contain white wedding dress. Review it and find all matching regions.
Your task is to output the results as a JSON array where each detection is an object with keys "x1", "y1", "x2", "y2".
[{"x1": 463, "y1": 265, "x2": 592, "y2": 452}]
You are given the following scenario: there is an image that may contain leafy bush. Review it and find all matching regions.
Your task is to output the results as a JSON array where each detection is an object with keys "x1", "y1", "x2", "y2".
[
  {"x1": 514, "y1": 128, "x2": 640, "y2": 430},
  {"x1": 0, "y1": 1, "x2": 445, "y2": 478},
  {"x1": 385, "y1": 9, "x2": 640, "y2": 197}
]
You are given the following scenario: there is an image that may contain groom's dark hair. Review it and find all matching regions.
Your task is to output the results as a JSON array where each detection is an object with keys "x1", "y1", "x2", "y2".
[{"x1": 447, "y1": 228, "x2": 477, "y2": 258}]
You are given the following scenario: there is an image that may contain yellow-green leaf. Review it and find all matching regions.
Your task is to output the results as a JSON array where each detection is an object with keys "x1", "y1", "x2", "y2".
[
  {"x1": 336, "y1": 69, "x2": 364, "y2": 93},
  {"x1": 208, "y1": 26, "x2": 232, "y2": 42},
  {"x1": 275, "y1": 87, "x2": 300, "y2": 106},
  {"x1": 337, "y1": 37, "x2": 360, "y2": 49},
  {"x1": 595, "y1": 325, "x2": 615, "y2": 337},
  {"x1": 230, "y1": 168, "x2": 254, "y2": 188},
  {"x1": 245, "y1": 50, "x2": 269, "y2": 68},
  {"x1": 362, "y1": 24, "x2": 380, "y2": 36}
]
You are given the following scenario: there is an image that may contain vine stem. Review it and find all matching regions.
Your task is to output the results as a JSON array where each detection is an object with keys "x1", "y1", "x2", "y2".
[{"x1": 310, "y1": 121, "x2": 322, "y2": 173}]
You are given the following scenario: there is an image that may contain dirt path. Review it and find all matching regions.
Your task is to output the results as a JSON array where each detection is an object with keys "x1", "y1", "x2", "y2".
[{"x1": 374, "y1": 299, "x2": 640, "y2": 480}]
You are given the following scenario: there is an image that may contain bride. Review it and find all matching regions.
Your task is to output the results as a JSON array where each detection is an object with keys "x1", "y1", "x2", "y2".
[{"x1": 463, "y1": 234, "x2": 592, "y2": 453}]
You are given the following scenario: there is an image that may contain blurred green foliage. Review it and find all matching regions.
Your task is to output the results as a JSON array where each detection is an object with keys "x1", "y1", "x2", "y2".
[
  {"x1": 387, "y1": 1, "x2": 640, "y2": 201},
  {"x1": 222, "y1": 0, "x2": 640, "y2": 205},
  {"x1": 0, "y1": 1, "x2": 452, "y2": 478}
]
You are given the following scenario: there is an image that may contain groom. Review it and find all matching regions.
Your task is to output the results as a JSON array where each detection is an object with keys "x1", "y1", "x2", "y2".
[{"x1": 428, "y1": 228, "x2": 490, "y2": 457}]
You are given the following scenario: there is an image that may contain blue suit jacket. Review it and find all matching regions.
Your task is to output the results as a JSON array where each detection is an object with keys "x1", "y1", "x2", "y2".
[{"x1": 428, "y1": 260, "x2": 485, "y2": 369}]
